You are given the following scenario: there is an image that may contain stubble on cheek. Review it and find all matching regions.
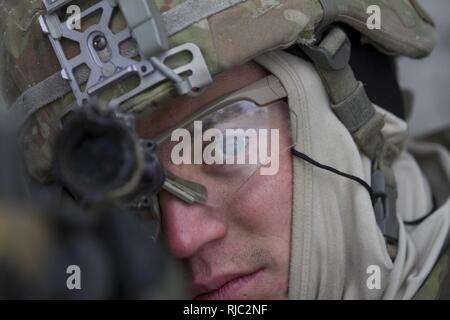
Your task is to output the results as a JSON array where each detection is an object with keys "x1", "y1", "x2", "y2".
[{"x1": 186, "y1": 231, "x2": 287, "y2": 298}]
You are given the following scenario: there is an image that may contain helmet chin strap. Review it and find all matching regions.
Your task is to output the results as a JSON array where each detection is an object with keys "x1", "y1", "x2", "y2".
[{"x1": 297, "y1": 26, "x2": 401, "y2": 246}]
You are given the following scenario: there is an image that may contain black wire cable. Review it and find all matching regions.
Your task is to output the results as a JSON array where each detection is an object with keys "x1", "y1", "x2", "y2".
[
  {"x1": 291, "y1": 148, "x2": 375, "y2": 202},
  {"x1": 292, "y1": 148, "x2": 439, "y2": 228},
  {"x1": 403, "y1": 197, "x2": 437, "y2": 226}
]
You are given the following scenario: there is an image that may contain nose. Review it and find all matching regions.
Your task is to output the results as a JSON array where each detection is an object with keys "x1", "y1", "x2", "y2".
[{"x1": 160, "y1": 191, "x2": 227, "y2": 258}]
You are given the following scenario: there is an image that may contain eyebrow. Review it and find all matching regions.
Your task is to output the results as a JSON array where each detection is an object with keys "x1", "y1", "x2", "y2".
[
  {"x1": 202, "y1": 102, "x2": 248, "y2": 129},
  {"x1": 153, "y1": 75, "x2": 287, "y2": 144}
]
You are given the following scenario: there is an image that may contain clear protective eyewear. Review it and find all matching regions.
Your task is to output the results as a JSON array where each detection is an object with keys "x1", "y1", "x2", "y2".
[{"x1": 146, "y1": 75, "x2": 298, "y2": 212}]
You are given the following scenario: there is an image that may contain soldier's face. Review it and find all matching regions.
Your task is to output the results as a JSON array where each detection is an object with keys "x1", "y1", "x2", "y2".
[{"x1": 137, "y1": 62, "x2": 293, "y2": 299}]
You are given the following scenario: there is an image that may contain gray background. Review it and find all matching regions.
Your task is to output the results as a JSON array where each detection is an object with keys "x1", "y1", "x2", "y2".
[{"x1": 397, "y1": 0, "x2": 450, "y2": 136}]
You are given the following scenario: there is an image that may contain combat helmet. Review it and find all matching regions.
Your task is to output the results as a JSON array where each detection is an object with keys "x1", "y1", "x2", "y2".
[{"x1": 0, "y1": 0, "x2": 437, "y2": 242}]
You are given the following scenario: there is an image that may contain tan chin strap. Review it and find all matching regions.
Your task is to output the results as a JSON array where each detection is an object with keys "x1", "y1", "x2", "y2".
[{"x1": 299, "y1": 27, "x2": 401, "y2": 244}]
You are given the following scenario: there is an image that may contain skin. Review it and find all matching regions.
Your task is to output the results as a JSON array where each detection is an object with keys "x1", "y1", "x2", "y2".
[{"x1": 136, "y1": 62, "x2": 293, "y2": 300}]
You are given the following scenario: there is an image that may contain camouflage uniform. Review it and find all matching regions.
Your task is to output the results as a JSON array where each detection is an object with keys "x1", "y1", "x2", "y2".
[
  {"x1": 0, "y1": 0, "x2": 448, "y2": 299},
  {"x1": 414, "y1": 239, "x2": 450, "y2": 299},
  {"x1": 414, "y1": 128, "x2": 450, "y2": 299}
]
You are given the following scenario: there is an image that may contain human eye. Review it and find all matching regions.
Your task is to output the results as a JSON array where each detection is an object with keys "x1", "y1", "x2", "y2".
[
  {"x1": 202, "y1": 131, "x2": 252, "y2": 176},
  {"x1": 222, "y1": 132, "x2": 248, "y2": 161}
]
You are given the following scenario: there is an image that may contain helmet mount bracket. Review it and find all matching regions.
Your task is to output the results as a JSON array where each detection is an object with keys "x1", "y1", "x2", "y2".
[{"x1": 39, "y1": 0, "x2": 212, "y2": 110}]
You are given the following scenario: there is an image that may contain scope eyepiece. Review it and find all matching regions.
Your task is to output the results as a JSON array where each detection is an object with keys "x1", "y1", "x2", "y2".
[{"x1": 54, "y1": 107, "x2": 165, "y2": 204}]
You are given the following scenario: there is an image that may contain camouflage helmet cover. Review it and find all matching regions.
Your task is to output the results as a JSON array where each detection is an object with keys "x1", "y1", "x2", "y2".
[{"x1": 0, "y1": 0, "x2": 436, "y2": 181}]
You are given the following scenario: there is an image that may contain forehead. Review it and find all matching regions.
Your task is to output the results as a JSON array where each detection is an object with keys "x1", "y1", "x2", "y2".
[{"x1": 135, "y1": 62, "x2": 269, "y2": 139}]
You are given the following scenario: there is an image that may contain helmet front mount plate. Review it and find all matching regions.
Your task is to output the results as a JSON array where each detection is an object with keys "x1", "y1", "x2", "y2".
[{"x1": 39, "y1": 0, "x2": 212, "y2": 110}]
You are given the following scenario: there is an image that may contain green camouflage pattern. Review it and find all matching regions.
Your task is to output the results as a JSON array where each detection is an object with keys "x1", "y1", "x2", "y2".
[
  {"x1": 0, "y1": 0, "x2": 437, "y2": 182},
  {"x1": 412, "y1": 128, "x2": 450, "y2": 300},
  {"x1": 414, "y1": 240, "x2": 450, "y2": 300},
  {"x1": 334, "y1": 0, "x2": 436, "y2": 58}
]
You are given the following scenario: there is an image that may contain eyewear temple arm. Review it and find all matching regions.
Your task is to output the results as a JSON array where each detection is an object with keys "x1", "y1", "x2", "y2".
[{"x1": 154, "y1": 75, "x2": 287, "y2": 205}]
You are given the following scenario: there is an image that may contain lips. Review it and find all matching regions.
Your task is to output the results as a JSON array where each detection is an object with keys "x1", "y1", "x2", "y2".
[{"x1": 192, "y1": 269, "x2": 263, "y2": 300}]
